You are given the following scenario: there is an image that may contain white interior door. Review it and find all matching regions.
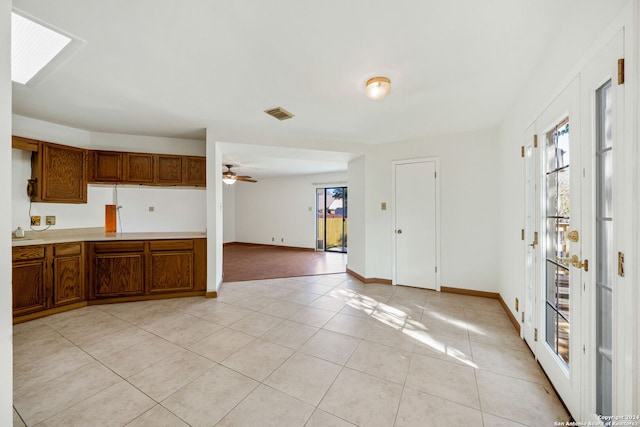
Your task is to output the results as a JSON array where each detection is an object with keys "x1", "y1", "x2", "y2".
[{"x1": 393, "y1": 159, "x2": 438, "y2": 289}]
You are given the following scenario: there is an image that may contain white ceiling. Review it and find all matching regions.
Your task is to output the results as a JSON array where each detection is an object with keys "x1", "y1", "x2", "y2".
[
  {"x1": 11, "y1": 0, "x2": 627, "y2": 177},
  {"x1": 218, "y1": 142, "x2": 359, "y2": 179}
]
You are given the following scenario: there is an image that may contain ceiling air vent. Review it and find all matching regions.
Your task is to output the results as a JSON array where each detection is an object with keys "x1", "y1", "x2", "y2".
[{"x1": 264, "y1": 107, "x2": 295, "y2": 121}]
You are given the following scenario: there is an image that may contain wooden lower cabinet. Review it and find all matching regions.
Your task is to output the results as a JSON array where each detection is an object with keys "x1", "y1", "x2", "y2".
[
  {"x1": 13, "y1": 238, "x2": 206, "y2": 318},
  {"x1": 88, "y1": 238, "x2": 206, "y2": 299},
  {"x1": 89, "y1": 241, "x2": 145, "y2": 298},
  {"x1": 12, "y1": 243, "x2": 85, "y2": 317},
  {"x1": 149, "y1": 240, "x2": 194, "y2": 293},
  {"x1": 52, "y1": 243, "x2": 85, "y2": 306},
  {"x1": 12, "y1": 257, "x2": 48, "y2": 317}
]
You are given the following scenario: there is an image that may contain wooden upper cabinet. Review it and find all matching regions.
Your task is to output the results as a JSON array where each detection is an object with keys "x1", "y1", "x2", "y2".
[
  {"x1": 155, "y1": 155, "x2": 183, "y2": 184},
  {"x1": 183, "y1": 156, "x2": 206, "y2": 186},
  {"x1": 31, "y1": 142, "x2": 87, "y2": 203},
  {"x1": 90, "y1": 151, "x2": 123, "y2": 183},
  {"x1": 125, "y1": 153, "x2": 154, "y2": 183}
]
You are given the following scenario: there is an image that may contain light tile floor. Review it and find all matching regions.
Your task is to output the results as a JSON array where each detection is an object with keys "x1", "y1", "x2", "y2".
[{"x1": 13, "y1": 273, "x2": 570, "y2": 426}]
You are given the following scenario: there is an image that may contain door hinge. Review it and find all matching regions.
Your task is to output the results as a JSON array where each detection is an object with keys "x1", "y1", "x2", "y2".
[
  {"x1": 534, "y1": 328, "x2": 538, "y2": 341},
  {"x1": 521, "y1": 312, "x2": 525, "y2": 323},
  {"x1": 533, "y1": 135, "x2": 538, "y2": 148},
  {"x1": 618, "y1": 58, "x2": 625, "y2": 85},
  {"x1": 618, "y1": 251, "x2": 625, "y2": 277},
  {"x1": 583, "y1": 345, "x2": 586, "y2": 354},
  {"x1": 521, "y1": 229, "x2": 525, "y2": 241},
  {"x1": 434, "y1": 171, "x2": 437, "y2": 178},
  {"x1": 435, "y1": 266, "x2": 437, "y2": 273},
  {"x1": 520, "y1": 146, "x2": 525, "y2": 158}
]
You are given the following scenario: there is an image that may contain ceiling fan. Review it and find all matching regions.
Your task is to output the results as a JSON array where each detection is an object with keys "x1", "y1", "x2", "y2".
[{"x1": 222, "y1": 164, "x2": 257, "y2": 185}]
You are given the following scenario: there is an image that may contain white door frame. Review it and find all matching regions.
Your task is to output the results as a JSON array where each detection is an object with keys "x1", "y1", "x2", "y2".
[
  {"x1": 391, "y1": 157, "x2": 441, "y2": 290},
  {"x1": 522, "y1": 122, "x2": 539, "y2": 352}
]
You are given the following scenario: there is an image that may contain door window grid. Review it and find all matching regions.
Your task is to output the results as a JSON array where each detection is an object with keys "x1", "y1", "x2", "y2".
[
  {"x1": 545, "y1": 119, "x2": 571, "y2": 365},
  {"x1": 595, "y1": 80, "x2": 613, "y2": 419}
]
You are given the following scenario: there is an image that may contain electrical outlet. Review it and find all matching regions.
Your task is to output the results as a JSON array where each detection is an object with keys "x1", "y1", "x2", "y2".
[
  {"x1": 281, "y1": 238, "x2": 284, "y2": 242},
  {"x1": 45, "y1": 216, "x2": 56, "y2": 226},
  {"x1": 272, "y1": 237, "x2": 275, "y2": 242},
  {"x1": 30, "y1": 216, "x2": 41, "y2": 226},
  {"x1": 381, "y1": 202, "x2": 387, "y2": 211},
  {"x1": 515, "y1": 298, "x2": 519, "y2": 312}
]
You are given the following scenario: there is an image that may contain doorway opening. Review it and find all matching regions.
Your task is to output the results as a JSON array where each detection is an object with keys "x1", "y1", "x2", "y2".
[{"x1": 316, "y1": 187, "x2": 347, "y2": 253}]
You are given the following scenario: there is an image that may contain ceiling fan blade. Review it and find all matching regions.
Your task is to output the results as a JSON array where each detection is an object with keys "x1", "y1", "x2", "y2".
[
  {"x1": 236, "y1": 177, "x2": 257, "y2": 183},
  {"x1": 235, "y1": 175, "x2": 253, "y2": 179}
]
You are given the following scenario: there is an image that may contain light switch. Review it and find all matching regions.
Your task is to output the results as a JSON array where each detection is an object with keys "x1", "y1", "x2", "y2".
[
  {"x1": 148, "y1": 206, "x2": 155, "y2": 212},
  {"x1": 381, "y1": 202, "x2": 387, "y2": 211}
]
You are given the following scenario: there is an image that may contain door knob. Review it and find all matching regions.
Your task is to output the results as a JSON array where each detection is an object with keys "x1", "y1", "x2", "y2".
[{"x1": 396, "y1": 229, "x2": 403, "y2": 234}]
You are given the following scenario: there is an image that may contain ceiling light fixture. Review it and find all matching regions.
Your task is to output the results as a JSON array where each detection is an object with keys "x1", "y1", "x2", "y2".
[
  {"x1": 365, "y1": 76, "x2": 391, "y2": 100},
  {"x1": 222, "y1": 176, "x2": 237, "y2": 185}
]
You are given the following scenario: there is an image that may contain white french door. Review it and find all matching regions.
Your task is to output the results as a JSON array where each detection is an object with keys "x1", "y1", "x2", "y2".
[
  {"x1": 525, "y1": 28, "x2": 626, "y2": 422},
  {"x1": 536, "y1": 77, "x2": 583, "y2": 417},
  {"x1": 580, "y1": 28, "x2": 624, "y2": 424},
  {"x1": 392, "y1": 158, "x2": 439, "y2": 289}
]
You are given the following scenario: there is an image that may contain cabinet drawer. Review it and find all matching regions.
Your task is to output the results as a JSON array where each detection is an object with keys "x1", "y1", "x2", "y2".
[
  {"x1": 12, "y1": 246, "x2": 46, "y2": 261},
  {"x1": 93, "y1": 241, "x2": 145, "y2": 253},
  {"x1": 149, "y1": 240, "x2": 193, "y2": 251},
  {"x1": 53, "y1": 242, "x2": 82, "y2": 257}
]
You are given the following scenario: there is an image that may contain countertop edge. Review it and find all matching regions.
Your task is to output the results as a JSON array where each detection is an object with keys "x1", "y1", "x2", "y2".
[{"x1": 11, "y1": 230, "x2": 207, "y2": 247}]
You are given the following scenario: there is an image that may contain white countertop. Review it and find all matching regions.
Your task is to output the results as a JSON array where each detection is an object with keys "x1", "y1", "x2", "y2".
[{"x1": 11, "y1": 227, "x2": 207, "y2": 247}]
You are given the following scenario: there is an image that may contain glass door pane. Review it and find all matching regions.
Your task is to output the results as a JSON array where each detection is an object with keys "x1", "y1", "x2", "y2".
[
  {"x1": 322, "y1": 187, "x2": 347, "y2": 253},
  {"x1": 545, "y1": 118, "x2": 571, "y2": 365},
  {"x1": 316, "y1": 188, "x2": 325, "y2": 251},
  {"x1": 595, "y1": 80, "x2": 612, "y2": 419}
]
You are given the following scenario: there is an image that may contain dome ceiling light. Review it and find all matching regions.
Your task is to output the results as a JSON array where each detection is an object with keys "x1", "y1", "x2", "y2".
[{"x1": 365, "y1": 76, "x2": 391, "y2": 100}]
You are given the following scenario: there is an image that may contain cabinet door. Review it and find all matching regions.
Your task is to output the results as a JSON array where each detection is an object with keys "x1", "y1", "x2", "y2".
[
  {"x1": 183, "y1": 156, "x2": 206, "y2": 186},
  {"x1": 12, "y1": 260, "x2": 48, "y2": 316},
  {"x1": 155, "y1": 155, "x2": 183, "y2": 184},
  {"x1": 52, "y1": 243, "x2": 85, "y2": 306},
  {"x1": 149, "y1": 251, "x2": 194, "y2": 293},
  {"x1": 91, "y1": 151, "x2": 123, "y2": 182},
  {"x1": 125, "y1": 153, "x2": 154, "y2": 183},
  {"x1": 33, "y1": 142, "x2": 87, "y2": 203},
  {"x1": 92, "y1": 253, "x2": 145, "y2": 298}
]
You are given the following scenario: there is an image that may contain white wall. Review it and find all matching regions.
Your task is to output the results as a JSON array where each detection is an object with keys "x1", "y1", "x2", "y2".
[
  {"x1": 110, "y1": 186, "x2": 206, "y2": 233},
  {"x1": 13, "y1": 115, "x2": 91, "y2": 148},
  {"x1": 90, "y1": 131, "x2": 205, "y2": 155},
  {"x1": 11, "y1": 115, "x2": 207, "y2": 232},
  {"x1": 362, "y1": 129, "x2": 500, "y2": 291},
  {"x1": 347, "y1": 156, "x2": 366, "y2": 275},
  {"x1": 222, "y1": 183, "x2": 236, "y2": 243},
  {"x1": 234, "y1": 172, "x2": 348, "y2": 249},
  {"x1": 1, "y1": 0, "x2": 12, "y2": 423}
]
